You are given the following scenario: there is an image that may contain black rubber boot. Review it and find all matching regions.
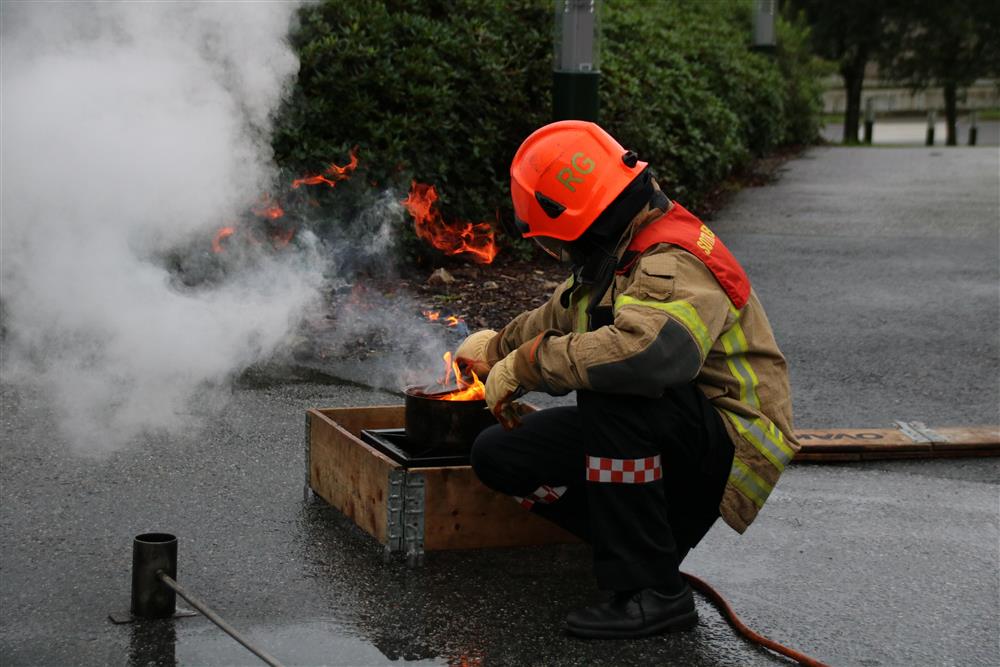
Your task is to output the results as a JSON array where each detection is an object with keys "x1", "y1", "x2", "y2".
[{"x1": 565, "y1": 584, "x2": 698, "y2": 639}]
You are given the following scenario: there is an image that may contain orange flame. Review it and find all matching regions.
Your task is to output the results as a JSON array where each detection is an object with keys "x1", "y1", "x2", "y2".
[
  {"x1": 403, "y1": 181, "x2": 498, "y2": 264},
  {"x1": 422, "y1": 311, "x2": 464, "y2": 328},
  {"x1": 251, "y1": 194, "x2": 285, "y2": 220},
  {"x1": 209, "y1": 146, "x2": 363, "y2": 253},
  {"x1": 292, "y1": 147, "x2": 359, "y2": 189},
  {"x1": 212, "y1": 227, "x2": 236, "y2": 253},
  {"x1": 436, "y1": 351, "x2": 486, "y2": 401}
]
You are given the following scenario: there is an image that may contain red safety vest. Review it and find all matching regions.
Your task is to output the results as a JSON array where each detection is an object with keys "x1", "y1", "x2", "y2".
[{"x1": 617, "y1": 203, "x2": 751, "y2": 309}]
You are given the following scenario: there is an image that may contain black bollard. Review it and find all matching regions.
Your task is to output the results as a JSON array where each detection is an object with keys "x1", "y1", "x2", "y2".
[
  {"x1": 863, "y1": 98, "x2": 874, "y2": 144},
  {"x1": 925, "y1": 111, "x2": 936, "y2": 146},
  {"x1": 969, "y1": 111, "x2": 978, "y2": 146},
  {"x1": 131, "y1": 533, "x2": 177, "y2": 618}
]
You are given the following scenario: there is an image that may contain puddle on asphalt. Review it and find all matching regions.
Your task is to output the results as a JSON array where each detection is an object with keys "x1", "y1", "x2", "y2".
[{"x1": 131, "y1": 618, "x2": 445, "y2": 666}]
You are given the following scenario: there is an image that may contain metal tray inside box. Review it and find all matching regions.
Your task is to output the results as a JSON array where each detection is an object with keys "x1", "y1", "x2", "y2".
[{"x1": 360, "y1": 428, "x2": 471, "y2": 468}]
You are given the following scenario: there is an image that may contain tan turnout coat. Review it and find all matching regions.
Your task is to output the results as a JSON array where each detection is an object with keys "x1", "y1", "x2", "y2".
[{"x1": 486, "y1": 200, "x2": 798, "y2": 533}]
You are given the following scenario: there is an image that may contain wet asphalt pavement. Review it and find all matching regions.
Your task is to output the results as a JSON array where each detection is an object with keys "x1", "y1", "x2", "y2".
[{"x1": 2, "y1": 146, "x2": 998, "y2": 666}]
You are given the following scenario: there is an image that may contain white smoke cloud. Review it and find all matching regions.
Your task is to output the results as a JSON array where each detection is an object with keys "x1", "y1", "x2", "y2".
[{"x1": 0, "y1": 1, "x2": 318, "y2": 451}]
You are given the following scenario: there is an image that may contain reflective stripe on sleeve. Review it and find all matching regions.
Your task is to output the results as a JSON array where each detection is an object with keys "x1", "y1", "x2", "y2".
[
  {"x1": 728, "y1": 458, "x2": 772, "y2": 508},
  {"x1": 575, "y1": 288, "x2": 590, "y2": 333},
  {"x1": 720, "y1": 306, "x2": 761, "y2": 409},
  {"x1": 586, "y1": 454, "x2": 662, "y2": 483},
  {"x1": 723, "y1": 410, "x2": 795, "y2": 472},
  {"x1": 614, "y1": 295, "x2": 713, "y2": 357}
]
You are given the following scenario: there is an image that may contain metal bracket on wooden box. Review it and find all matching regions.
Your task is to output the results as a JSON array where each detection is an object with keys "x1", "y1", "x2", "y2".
[
  {"x1": 383, "y1": 469, "x2": 406, "y2": 562},
  {"x1": 403, "y1": 473, "x2": 426, "y2": 567},
  {"x1": 894, "y1": 421, "x2": 948, "y2": 443},
  {"x1": 382, "y1": 470, "x2": 425, "y2": 566}
]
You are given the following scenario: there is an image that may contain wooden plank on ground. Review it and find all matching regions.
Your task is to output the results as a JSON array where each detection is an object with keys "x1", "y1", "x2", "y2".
[
  {"x1": 930, "y1": 426, "x2": 1000, "y2": 452},
  {"x1": 794, "y1": 428, "x2": 926, "y2": 453},
  {"x1": 794, "y1": 425, "x2": 999, "y2": 461},
  {"x1": 419, "y1": 465, "x2": 578, "y2": 551},
  {"x1": 793, "y1": 451, "x2": 862, "y2": 462}
]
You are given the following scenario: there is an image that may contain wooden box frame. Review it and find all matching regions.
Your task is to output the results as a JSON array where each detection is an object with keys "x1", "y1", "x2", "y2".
[{"x1": 305, "y1": 405, "x2": 576, "y2": 564}]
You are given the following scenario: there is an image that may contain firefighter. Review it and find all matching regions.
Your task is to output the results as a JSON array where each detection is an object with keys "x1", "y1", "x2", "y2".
[{"x1": 456, "y1": 121, "x2": 799, "y2": 639}]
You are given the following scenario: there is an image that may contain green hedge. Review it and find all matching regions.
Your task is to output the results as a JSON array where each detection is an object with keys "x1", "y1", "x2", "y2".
[
  {"x1": 600, "y1": 0, "x2": 826, "y2": 203},
  {"x1": 272, "y1": 0, "x2": 824, "y2": 250}
]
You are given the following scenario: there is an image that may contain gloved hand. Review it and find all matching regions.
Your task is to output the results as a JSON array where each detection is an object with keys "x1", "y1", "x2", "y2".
[
  {"x1": 484, "y1": 352, "x2": 523, "y2": 430},
  {"x1": 455, "y1": 329, "x2": 497, "y2": 378}
]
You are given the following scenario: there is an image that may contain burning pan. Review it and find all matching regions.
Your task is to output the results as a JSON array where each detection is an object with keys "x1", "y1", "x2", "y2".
[{"x1": 404, "y1": 386, "x2": 497, "y2": 451}]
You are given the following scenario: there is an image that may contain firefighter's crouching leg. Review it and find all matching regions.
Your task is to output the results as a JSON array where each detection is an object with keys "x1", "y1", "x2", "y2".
[
  {"x1": 575, "y1": 390, "x2": 687, "y2": 594},
  {"x1": 471, "y1": 406, "x2": 591, "y2": 541}
]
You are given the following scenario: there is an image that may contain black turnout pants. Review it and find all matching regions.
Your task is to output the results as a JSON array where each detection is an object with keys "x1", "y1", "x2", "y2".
[{"x1": 471, "y1": 385, "x2": 734, "y2": 593}]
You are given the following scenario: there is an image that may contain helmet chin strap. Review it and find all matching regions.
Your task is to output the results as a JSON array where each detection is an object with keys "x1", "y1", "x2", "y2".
[{"x1": 562, "y1": 169, "x2": 657, "y2": 319}]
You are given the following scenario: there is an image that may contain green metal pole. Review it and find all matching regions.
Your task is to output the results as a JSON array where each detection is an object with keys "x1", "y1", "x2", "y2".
[
  {"x1": 553, "y1": 71, "x2": 600, "y2": 122},
  {"x1": 552, "y1": 0, "x2": 601, "y2": 122}
]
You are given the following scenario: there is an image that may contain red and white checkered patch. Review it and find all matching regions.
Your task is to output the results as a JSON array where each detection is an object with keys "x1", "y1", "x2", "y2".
[
  {"x1": 585, "y1": 455, "x2": 662, "y2": 484},
  {"x1": 513, "y1": 484, "x2": 567, "y2": 510}
]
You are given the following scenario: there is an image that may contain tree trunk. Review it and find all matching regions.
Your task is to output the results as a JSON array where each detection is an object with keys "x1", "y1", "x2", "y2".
[
  {"x1": 943, "y1": 81, "x2": 958, "y2": 146},
  {"x1": 841, "y1": 61, "x2": 866, "y2": 145}
]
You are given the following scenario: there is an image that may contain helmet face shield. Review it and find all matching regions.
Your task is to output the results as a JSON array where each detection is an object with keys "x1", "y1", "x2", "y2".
[
  {"x1": 507, "y1": 215, "x2": 568, "y2": 262},
  {"x1": 533, "y1": 235, "x2": 567, "y2": 261}
]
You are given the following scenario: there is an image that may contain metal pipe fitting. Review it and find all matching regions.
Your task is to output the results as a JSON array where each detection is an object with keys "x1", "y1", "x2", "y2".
[{"x1": 130, "y1": 532, "x2": 177, "y2": 618}]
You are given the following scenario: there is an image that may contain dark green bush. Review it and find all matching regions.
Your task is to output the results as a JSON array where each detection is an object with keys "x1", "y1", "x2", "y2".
[{"x1": 272, "y1": 0, "x2": 824, "y2": 252}]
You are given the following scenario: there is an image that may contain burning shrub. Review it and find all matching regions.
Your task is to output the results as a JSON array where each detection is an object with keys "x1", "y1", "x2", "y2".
[{"x1": 272, "y1": 0, "x2": 550, "y2": 233}]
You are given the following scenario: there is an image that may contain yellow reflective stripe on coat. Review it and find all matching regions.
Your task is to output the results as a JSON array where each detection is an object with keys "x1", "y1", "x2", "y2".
[
  {"x1": 720, "y1": 306, "x2": 761, "y2": 409},
  {"x1": 723, "y1": 410, "x2": 795, "y2": 472},
  {"x1": 575, "y1": 288, "x2": 590, "y2": 333},
  {"x1": 728, "y1": 458, "x2": 772, "y2": 509},
  {"x1": 614, "y1": 295, "x2": 713, "y2": 357}
]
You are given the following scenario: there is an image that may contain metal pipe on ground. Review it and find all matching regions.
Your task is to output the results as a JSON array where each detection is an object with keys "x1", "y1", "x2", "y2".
[
  {"x1": 127, "y1": 533, "x2": 285, "y2": 667},
  {"x1": 158, "y1": 572, "x2": 284, "y2": 667}
]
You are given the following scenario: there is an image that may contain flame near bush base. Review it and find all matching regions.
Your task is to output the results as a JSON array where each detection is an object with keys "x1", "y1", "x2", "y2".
[
  {"x1": 211, "y1": 150, "x2": 358, "y2": 255},
  {"x1": 210, "y1": 151, "x2": 499, "y2": 267},
  {"x1": 403, "y1": 181, "x2": 498, "y2": 264},
  {"x1": 291, "y1": 147, "x2": 359, "y2": 189}
]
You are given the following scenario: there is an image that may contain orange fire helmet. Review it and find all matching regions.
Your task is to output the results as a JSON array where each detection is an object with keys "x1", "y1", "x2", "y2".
[{"x1": 510, "y1": 120, "x2": 648, "y2": 243}]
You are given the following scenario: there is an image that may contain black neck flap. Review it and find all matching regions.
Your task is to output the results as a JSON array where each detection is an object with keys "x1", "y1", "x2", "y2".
[{"x1": 559, "y1": 168, "x2": 656, "y2": 318}]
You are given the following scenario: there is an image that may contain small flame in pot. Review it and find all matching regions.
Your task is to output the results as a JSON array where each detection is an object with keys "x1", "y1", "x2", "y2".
[{"x1": 436, "y1": 351, "x2": 485, "y2": 401}]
